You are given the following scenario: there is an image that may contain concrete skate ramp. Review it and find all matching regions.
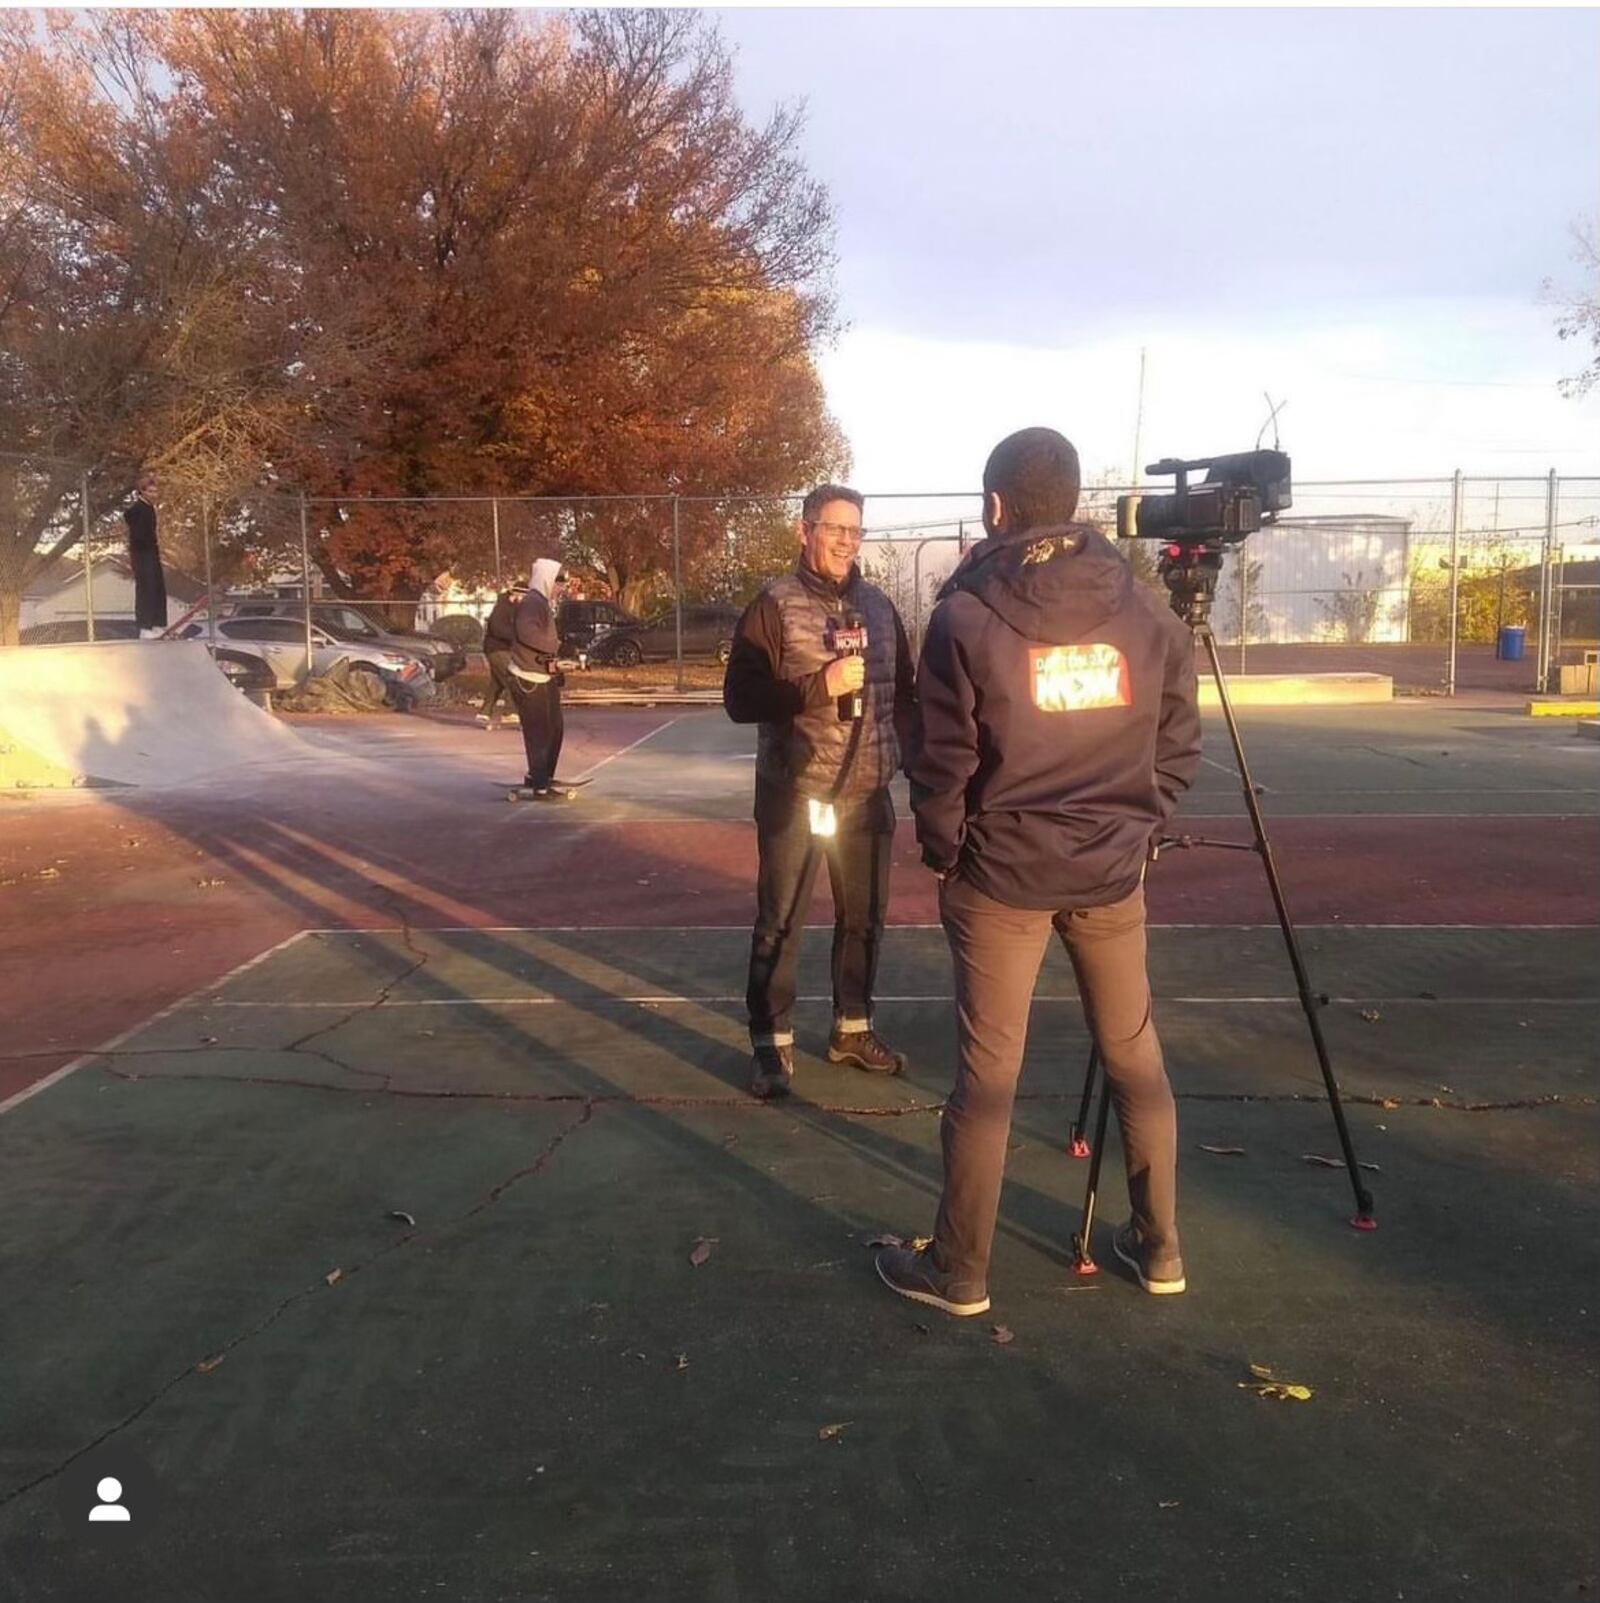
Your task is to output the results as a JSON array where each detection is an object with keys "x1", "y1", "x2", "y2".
[{"x1": 0, "y1": 640, "x2": 307, "y2": 788}]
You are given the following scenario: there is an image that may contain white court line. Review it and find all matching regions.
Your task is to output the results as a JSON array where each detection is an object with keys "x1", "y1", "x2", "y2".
[
  {"x1": 199, "y1": 994, "x2": 1599, "y2": 1009},
  {"x1": 569, "y1": 714, "x2": 686, "y2": 781},
  {"x1": 0, "y1": 930, "x2": 314, "y2": 1119}
]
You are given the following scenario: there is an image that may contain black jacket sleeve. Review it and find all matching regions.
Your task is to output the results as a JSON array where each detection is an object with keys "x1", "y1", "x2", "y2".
[
  {"x1": 722, "y1": 591, "x2": 832, "y2": 724},
  {"x1": 1155, "y1": 620, "x2": 1202, "y2": 823},
  {"x1": 908, "y1": 598, "x2": 981, "y2": 872},
  {"x1": 484, "y1": 595, "x2": 516, "y2": 651}
]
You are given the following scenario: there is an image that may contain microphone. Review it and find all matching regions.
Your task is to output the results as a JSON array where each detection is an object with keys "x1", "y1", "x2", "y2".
[{"x1": 831, "y1": 611, "x2": 868, "y2": 722}]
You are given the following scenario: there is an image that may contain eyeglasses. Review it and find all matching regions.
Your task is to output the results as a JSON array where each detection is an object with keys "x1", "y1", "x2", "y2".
[{"x1": 807, "y1": 521, "x2": 863, "y2": 543}]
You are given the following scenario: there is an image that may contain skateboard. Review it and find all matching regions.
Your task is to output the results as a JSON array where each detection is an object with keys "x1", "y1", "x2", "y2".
[{"x1": 500, "y1": 777, "x2": 593, "y2": 803}]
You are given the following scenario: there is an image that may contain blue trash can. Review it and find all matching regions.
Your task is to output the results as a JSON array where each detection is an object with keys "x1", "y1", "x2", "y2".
[{"x1": 1497, "y1": 625, "x2": 1526, "y2": 661}]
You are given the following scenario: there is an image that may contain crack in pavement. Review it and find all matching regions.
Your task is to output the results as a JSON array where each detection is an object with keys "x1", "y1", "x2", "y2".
[
  {"x1": 0, "y1": 1096, "x2": 596, "y2": 1511},
  {"x1": 62, "y1": 1064, "x2": 1600, "y2": 1117}
]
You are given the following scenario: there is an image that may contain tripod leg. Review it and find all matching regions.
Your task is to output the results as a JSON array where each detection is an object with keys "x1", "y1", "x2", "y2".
[
  {"x1": 1198, "y1": 626, "x2": 1377, "y2": 1230},
  {"x1": 1067, "y1": 1043, "x2": 1099, "y2": 1157},
  {"x1": 1070, "y1": 1075, "x2": 1115, "y2": 1273}
]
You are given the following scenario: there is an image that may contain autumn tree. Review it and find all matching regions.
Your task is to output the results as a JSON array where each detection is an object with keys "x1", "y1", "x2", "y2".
[
  {"x1": 2, "y1": 9, "x2": 843, "y2": 638},
  {"x1": 0, "y1": 13, "x2": 386, "y2": 643},
  {"x1": 164, "y1": 8, "x2": 844, "y2": 609}
]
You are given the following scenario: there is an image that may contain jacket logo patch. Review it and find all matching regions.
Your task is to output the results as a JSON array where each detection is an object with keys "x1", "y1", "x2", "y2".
[{"x1": 1030, "y1": 644, "x2": 1131, "y2": 712}]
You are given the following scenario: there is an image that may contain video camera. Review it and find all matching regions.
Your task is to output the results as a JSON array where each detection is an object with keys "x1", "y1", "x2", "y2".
[
  {"x1": 1115, "y1": 449, "x2": 1291, "y2": 546},
  {"x1": 1115, "y1": 449, "x2": 1292, "y2": 627}
]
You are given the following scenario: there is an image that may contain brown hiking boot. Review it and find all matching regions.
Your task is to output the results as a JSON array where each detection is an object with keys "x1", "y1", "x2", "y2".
[{"x1": 826, "y1": 1027, "x2": 906, "y2": 1075}]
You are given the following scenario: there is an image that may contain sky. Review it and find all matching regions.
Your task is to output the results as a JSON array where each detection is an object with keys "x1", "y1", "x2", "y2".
[{"x1": 712, "y1": 7, "x2": 1600, "y2": 502}]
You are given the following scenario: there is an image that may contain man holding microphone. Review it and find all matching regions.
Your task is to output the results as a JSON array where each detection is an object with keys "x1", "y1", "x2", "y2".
[{"x1": 723, "y1": 484, "x2": 918, "y2": 1100}]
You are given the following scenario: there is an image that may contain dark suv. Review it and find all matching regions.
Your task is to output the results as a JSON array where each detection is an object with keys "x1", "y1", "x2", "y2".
[
  {"x1": 589, "y1": 604, "x2": 741, "y2": 667},
  {"x1": 557, "y1": 599, "x2": 639, "y2": 659},
  {"x1": 229, "y1": 600, "x2": 466, "y2": 680}
]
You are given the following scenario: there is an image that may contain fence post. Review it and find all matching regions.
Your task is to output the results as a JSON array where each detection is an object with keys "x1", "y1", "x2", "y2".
[
  {"x1": 672, "y1": 496, "x2": 684, "y2": 693},
  {"x1": 1538, "y1": 469, "x2": 1558, "y2": 692},
  {"x1": 1239, "y1": 554, "x2": 1249, "y2": 676},
  {"x1": 299, "y1": 493, "x2": 313, "y2": 682},
  {"x1": 1446, "y1": 469, "x2": 1462, "y2": 696},
  {"x1": 491, "y1": 497, "x2": 502, "y2": 592},
  {"x1": 80, "y1": 470, "x2": 96, "y2": 643},
  {"x1": 202, "y1": 495, "x2": 216, "y2": 657}
]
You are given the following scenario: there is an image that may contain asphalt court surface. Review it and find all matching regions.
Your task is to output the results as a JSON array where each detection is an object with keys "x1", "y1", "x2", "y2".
[{"x1": 1, "y1": 699, "x2": 1596, "y2": 1602}]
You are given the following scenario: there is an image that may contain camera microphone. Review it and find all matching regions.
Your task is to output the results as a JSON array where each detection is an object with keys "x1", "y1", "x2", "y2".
[{"x1": 831, "y1": 611, "x2": 868, "y2": 722}]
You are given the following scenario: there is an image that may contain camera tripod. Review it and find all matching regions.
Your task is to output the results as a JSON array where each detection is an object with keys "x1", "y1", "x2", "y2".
[{"x1": 1069, "y1": 543, "x2": 1377, "y2": 1273}]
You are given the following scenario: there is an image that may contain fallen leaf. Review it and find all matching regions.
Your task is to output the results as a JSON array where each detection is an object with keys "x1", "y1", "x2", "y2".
[
  {"x1": 817, "y1": 1422, "x2": 852, "y2": 1441},
  {"x1": 196, "y1": 1355, "x2": 225, "y2": 1374},
  {"x1": 688, "y1": 1237, "x2": 716, "y2": 1267},
  {"x1": 1380, "y1": 1098, "x2": 1400, "y2": 1110},
  {"x1": 388, "y1": 1210, "x2": 416, "y2": 1226},
  {"x1": 1302, "y1": 1154, "x2": 1381, "y2": 1173},
  {"x1": 674, "y1": 1353, "x2": 689, "y2": 1372},
  {"x1": 196, "y1": 877, "x2": 226, "y2": 890},
  {"x1": 1199, "y1": 1144, "x2": 1246, "y2": 1156},
  {"x1": 35, "y1": 867, "x2": 60, "y2": 880},
  {"x1": 905, "y1": 1235, "x2": 932, "y2": 1253},
  {"x1": 1240, "y1": 1380, "x2": 1314, "y2": 1402},
  {"x1": 324, "y1": 1268, "x2": 344, "y2": 1286},
  {"x1": 990, "y1": 1325, "x2": 1016, "y2": 1346},
  {"x1": 1360, "y1": 1009, "x2": 1381, "y2": 1023},
  {"x1": 1240, "y1": 1362, "x2": 1313, "y2": 1402}
]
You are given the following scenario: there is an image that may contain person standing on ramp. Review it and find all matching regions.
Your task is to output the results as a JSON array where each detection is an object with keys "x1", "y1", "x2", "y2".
[
  {"x1": 877, "y1": 427, "x2": 1201, "y2": 1316},
  {"x1": 723, "y1": 483, "x2": 918, "y2": 1100}
]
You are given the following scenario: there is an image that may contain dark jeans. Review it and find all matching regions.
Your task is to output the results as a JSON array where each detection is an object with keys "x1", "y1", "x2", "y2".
[
  {"x1": 509, "y1": 677, "x2": 563, "y2": 787},
  {"x1": 746, "y1": 790, "x2": 892, "y2": 1047},
  {"x1": 480, "y1": 648, "x2": 515, "y2": 719},
  {"x1": 933, "y1": 877, "x2": 1178, "y2": 1287}
]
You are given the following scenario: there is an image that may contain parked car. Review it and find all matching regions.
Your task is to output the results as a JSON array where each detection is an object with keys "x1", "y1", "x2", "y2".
[
  {"x1": 557, "y1": 599, "x2": 640, "y2": 659},
  {"x1": 227, "y1": 601, "x2": 466, "y2": 680},
  {"x1": 589, "y1": 604, "x2": 741, "y2": 667},
  {"x1": 176, "y1": 618, "x2": 434, "y2": 703}
]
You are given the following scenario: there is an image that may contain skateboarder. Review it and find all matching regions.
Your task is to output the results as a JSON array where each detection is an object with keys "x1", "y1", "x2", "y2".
[
  {"x1": 477, "y1": 583, "x2": 523, "y2": 729},
  {"x1": 507, "y1": 559, "x2": 571, "y2": 799}
]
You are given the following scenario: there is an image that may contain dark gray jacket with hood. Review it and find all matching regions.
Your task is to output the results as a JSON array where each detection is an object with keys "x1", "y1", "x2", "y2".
[{"x1": 910, "y1": 523, "x2": 1201, "y2": 910}]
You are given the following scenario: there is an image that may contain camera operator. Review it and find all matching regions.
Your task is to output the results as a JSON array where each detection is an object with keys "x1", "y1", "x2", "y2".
[
  {"x1": 723, "y1": 484, "x2": 917, "y2": 1100},
  {"x1": 877, "y1": 428, "x2": 1201, "y2": 1317}
]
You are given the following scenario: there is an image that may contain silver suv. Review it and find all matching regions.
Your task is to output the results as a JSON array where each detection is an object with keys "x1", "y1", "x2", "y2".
[{"x1": 227, "y1": 600, "x2": 465, "y2": 680}]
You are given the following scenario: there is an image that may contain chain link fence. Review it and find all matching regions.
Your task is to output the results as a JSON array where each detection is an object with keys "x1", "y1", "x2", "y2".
[{"x1": 6, "y1": 457, "x2": 1598, "y2": 698}]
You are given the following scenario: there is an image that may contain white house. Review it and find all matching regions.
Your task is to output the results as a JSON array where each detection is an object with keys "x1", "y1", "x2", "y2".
[{"x1": 20, "y1": 555, "x2": 207, "y2": 637}]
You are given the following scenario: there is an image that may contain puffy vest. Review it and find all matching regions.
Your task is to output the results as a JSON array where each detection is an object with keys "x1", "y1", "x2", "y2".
[{"x1": 755, "y1": 566, "x2": 901, "y2": 802}]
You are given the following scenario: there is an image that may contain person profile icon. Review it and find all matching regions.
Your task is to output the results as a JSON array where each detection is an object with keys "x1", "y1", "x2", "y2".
[{"x1": 88, "y1": 1477, "x2": 130, "y2": 1522}]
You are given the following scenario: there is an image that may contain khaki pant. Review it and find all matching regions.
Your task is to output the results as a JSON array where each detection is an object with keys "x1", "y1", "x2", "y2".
[{"x1": 933, "y1": 877, "x2": 1178, "y2": 1287}]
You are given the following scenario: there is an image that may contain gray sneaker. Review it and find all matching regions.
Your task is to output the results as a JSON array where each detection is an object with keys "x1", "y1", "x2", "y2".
[
  {"x1": 1112, "y1": 1222, "x2": 1186, "y2": 1295},
  {"x1": 826, "y1": 1027, "x2": 906, "y2": 1075},
  {"x1": 749, "y1": 1043, "x2": 794, "y2": 1100},
  {"x1": 876, "y1": 1243, "x2": 990, "y2": 1317}
]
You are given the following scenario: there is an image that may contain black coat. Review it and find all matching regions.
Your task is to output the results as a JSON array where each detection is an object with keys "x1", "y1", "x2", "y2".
[
  {"x1": 123, "y1": 497, "x2": 167, "y2": 630},
  {"x1": 910, "y1": 524, "x2": 1201, "y2": 910}
]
